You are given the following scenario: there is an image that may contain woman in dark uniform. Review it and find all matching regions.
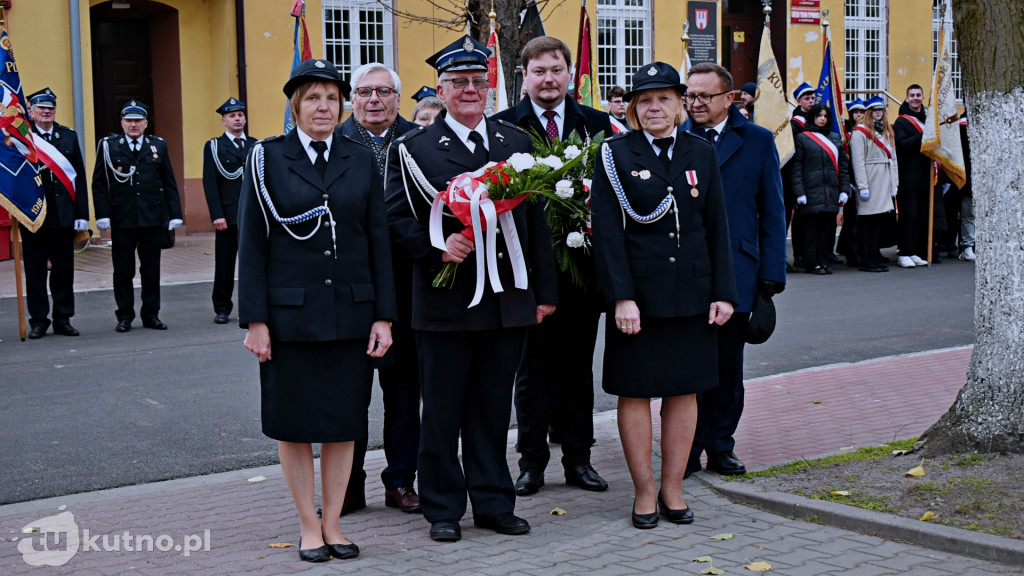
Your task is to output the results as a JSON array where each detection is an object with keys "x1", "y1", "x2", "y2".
[
  {"x1": 591, "y1": 62, "x2": 736, "y2": 529},
  {"x1": 237, "y1": 59, "x2": 396, "y2": 562}
]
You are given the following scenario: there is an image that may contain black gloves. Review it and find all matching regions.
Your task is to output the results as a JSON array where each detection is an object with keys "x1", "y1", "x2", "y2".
[{"x1": 758, "y1": 278, "x2": 786, "y2": 296}]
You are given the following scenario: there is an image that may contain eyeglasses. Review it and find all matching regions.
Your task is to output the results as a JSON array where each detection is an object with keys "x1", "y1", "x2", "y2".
[
  {"x1": 684, "y1": 90, "x2": 731, "y2": 105},
  {"x1": 353, "y1": 86, "x2": 396, "y2": 98},
  {"x1": 442, "y1": 77, "x2": 490, "y2": 91}
]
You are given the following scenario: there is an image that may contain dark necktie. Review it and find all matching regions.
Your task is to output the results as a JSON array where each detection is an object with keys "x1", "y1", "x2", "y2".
[
  {"x1": 311, "y1": 140, "x2": 328, "y2": 180},
  {"x1": 130, "y1": 139, "x2": 139, "y2": 153},
  {"x1": 43, "y1": 132, "x2": 52, "y2": 142},
  {"x1": 543, "y1": 110, "x2": 559, "y2": 142},
  {"x1": 468, "y1": 131, "x2": 488, "y2": 167},
  {"x1": 706, "y1": 128, "x2": 719, "y2": 144},
  {"x1": 234, "y1": 137, "x2": 244, "y2": 150},
  {"x1": 653, "y1": 137, "x2": 674, "y2": 171}
]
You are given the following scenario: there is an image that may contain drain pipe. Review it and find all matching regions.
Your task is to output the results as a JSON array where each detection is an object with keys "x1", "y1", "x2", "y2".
[
  {"x1": 69, "y1": 0, "x2": 86, "y2": 153},
  {"x1": 235, "y1": 0, "x2": 248, "y2": 107}
]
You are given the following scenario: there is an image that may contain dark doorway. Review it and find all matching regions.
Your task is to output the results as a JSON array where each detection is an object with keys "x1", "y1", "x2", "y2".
[
  {"x1": 721, "y1": 0, "x2": 787, "y2": 89},
  {"x1": 91, "y1": 18, "x2": 154, "y2": 140}
]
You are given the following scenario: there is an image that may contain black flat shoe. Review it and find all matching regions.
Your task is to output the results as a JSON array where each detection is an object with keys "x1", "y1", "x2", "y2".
[
  {"x1": 429, "y1": 520, "x2": 462, "y2": 542},
  {"x1": 327, "y1": 541, "x2": 359, "y2": 559},
  {"x1": 632, "y1": 500, "x2": 658, "y2": 529},
  {"x1": 115, "y1": 320, "x2": 132, "y2": 333},
  {"x1": 706, "y1": 451, "x2": 747, "y2": 475},
  {"x1": 474, "y1": 513, "x2": 530, "y2": 535},
  {"x1": 515, "y1": 469, "x2": 544, "y2": 496},
  {"x1": 28, "y1": 326, "x2": 45, "y2": 339},
  {"x1": 214, "y1": 312, "x2": 230, "y2": 324},
  {"x1": 297, "y1": 539, "x2": 331, "y2": 563},
  {"x1": 657, "y1": 491, "x2": 694, "y2": 524},
  {"x1": 143, "y1": 318, "x2": 168, "y2": 330}
]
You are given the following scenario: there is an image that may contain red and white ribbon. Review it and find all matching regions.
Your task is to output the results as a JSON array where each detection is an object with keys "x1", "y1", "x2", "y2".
[
  {"x1": 685, "y1": 169, "x2": 699, "y2": 188},
  {"x1": 31, "y1": 133, "x2": 77, "y2": 201},
  {"x1": 805, "y1": 132, "x2": 839, "y2": 173}
]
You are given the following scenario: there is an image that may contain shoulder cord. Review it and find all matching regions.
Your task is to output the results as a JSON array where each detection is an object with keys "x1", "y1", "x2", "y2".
[
  {"x1": 600, "y1": 142, "x2": 680, "y2": 247},
  {"x1": 398, "y1": 142, "x2": 446, "y2": 222},
  {"x1": 250, "y1": 142, "x2": 337, "y2": 258},
  {"x1": 102, "y1": 139, "x2": 136, "y2": 184},
  {"x1": 210, "y1": 139, "x2": 243, "y2": 180}
]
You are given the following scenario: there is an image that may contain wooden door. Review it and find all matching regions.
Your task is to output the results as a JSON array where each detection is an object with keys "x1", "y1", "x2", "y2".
[{"x1": 91, "y1": 19, "x2": 154, "y2": 141}]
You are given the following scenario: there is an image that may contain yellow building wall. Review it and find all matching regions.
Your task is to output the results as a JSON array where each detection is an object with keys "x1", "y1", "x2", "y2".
[{"x1": 654, "y1": 0, "x2": 690, "y2": 68}]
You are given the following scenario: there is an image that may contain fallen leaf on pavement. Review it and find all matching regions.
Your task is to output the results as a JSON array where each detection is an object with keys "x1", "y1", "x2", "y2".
[
  {"x1": 550, "y1": 507, "x2": 567, "y2": 516},
  {"x1": 693, "y1": 556, "x2": 713, "y2": 563},
  {"x1": 710, "y1": 533, "x2": 734, "y2": 540},
  {"x1": 745, "y1": 561, "x2": 773, "y2": 571},
  {"x1": 812, "y1": 400, "x2": 821, "y2": 404},
  {"x1": 830, "y1": 490, "x2": 851, "y2": 496},
  {"x1": 701, "y1": 568, "x2": 725, "y2": 575},
  {"x1": 904, "y1": 460, "x2": 926, "y2": 477},
  {"x1": 247, "y1": 475, "x2": 267, "y2": 483},
  {"x1": 21, "y1": 528, "x2": 37, "y2": 533},
  {"x1": 920, "y1": 511, "x2": 935, "y2": 521},
  {"x1": 268, "y1": 542, "x2": 291, "y2": 548}
]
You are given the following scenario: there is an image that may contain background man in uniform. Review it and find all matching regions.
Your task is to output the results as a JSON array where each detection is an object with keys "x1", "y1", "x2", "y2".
[
  {"x1": 607, "y1": 85, "x2": 629, "y2": 133},
  {"x1": 683, "y1": 63, "x2": 787, "y2": 477},
  {"x1": 92, "y1": 101, "x2": 182, "y2": 333},
  {"x1": 385, "y1": 36, "x2": 557, "y2": 542},
  {"x1": 22, "y1": 88, "x2": 89, "y2": 339},
  {"x1": 202, "y1": 97, "x2": 255, "y2": 325},
  {"x1": 339, "y1": 62, "x2": 422, "y2": 516},
  {"x1": 491, "y1": 35, "x2": 612, "y2": 499}
]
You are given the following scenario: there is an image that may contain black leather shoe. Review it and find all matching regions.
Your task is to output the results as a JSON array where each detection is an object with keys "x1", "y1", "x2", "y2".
[
  {"x1": 657, "y1": 491, "x2": 694, "y2": 524},
  {"x1": 214, "y1": 312, "x2": 230, "y2": 324},
  {"x1": 429, "y1": 521, "x2": 462, "y2": 542},
  {"x1": 565, "y1": 464, "x2": 608, "y2": 492},
  {"x1": 53, "y1": 324, "x2": 80, "y2": 336},
  {"x1": 705, "y1": 451, "x2": 747, "y2": 475},
  {"x1": 326, "y1": 541, "x2": 359, "y2": 559},
  {"x1": 631, "y1": 500, "x2": 658, "y2": 529},
  {"x1": 384, "y1": 486, "x2": 421, "y2": 513},
  {"x1": 115, "y1": 320, "x2": 132, "y2": 333},
  {"x1": 474, "y1": 513, "x2": 530, "y2": 535},
  {"x1": 297, "y1": 540, "x2": 331, "y2": 563},
  {"x1": 515, "y1": 469, "x2": 544, "y2": 496},
  {"x1": 28, "y1": 326, "x2": 45, "y2": 339},
  {"x1": 143, "y1": 318, "x2": 168, "y2": 330},
  {"x1": 684, "y1": 456, "x2": 702, "y2": 479}
]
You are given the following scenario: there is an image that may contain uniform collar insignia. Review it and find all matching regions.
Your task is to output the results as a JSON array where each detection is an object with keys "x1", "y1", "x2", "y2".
[
  {"x1": 494, "y1": 131, "x2": 505, "y2": 143},
  {"x1": 439, "y1": 135, "x2": 450, "y2": 144}
]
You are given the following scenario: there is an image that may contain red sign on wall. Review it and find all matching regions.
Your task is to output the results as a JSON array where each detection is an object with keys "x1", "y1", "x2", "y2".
[
  {"x1": 791, "y1": 9, "x2": 821, "y2": 25},
  {"x1": 792, "y1": 0, "x2": 820, "y2": 7}
]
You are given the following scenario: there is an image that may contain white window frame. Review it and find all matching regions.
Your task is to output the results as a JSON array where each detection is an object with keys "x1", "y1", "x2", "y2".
[
  {"x1": 932, "y1": 1, "x2": 963, "y2": 103},
  {"x1": 322, "y1": 0, "x2": 394, "y2": 83},
  {"x1": 844, "y1": 0, "x2": 887, "y2": 95},
  {"x1": 596, "y1": 0, "x2": 651, "y2": 101}
]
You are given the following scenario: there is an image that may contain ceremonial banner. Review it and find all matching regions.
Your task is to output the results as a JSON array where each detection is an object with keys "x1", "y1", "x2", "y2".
[
  {"x1": 573, "y1": 2, "x2": 601, "y2": 110},
  {"x1": 814, "y1": 37, "x2": 846, "y2": 141},
  {"x1": 0, "y1": 27, "x2": 45, "y2": 232},
  {"x1": 753, "y1": 23, "x2": 794, "y2": 166},
  {"x1": 922, "y1": 2, "x2": 966, "y2": 188},
  {"x1": 284, "y1": 0, "x2": 313, "y2": 133},
  {"x1": 485, "y1": 18, "x2": 508, "y2": 116}
]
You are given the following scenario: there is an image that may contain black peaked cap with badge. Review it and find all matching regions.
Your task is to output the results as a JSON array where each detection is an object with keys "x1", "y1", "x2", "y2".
[
  {"x1": 411, "y1": 86, "x2": 437, "y2": 102},
  {"x1": 283, "y1": 59, "x2": 351, "y2": 99},
  {"x1": 216, "y1": 97, "x2": 246, "y2": 115},
  {"x1": 624, "y1": 62, "x2": 687, "y2": 102},
  {"x1": 425, "y1": 35, "x2": 489, "y2": 73},
  {"x1": 120, "y1": 100, "x2": 149, "y2": 119},
  {"x1": 28, "y1": 88, "x2": 57, "y2": 108}
]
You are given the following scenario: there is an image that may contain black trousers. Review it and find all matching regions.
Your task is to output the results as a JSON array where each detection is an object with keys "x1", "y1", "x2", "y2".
[
  {"x1": 799, "y1": 211, "x2": 838, "y2": 269},
  {"x1": 857, "y1": 213, "x2": 885, "y2": 268},
  {"x1": 212, "y1": 225, "x2": 238, "y2": 314},
  {"x1": 514, "y1": 288, "x2": 601, "y2": 473},
  {"x1": 20, "y1": 225, "x2": 76, "y2": 330},
  {"x1": 897, "y1": 186, "x2": 929, "y2": 256},
  {"x1": 692, "y1": 312, "x2": 750, "y2": 458},
  {"x1": 416, "y1": 327, "x2": 525, "y2": 523},
  {"x1": 836, "y1": 199, "x2": 858, "y2": 263},
  {"x1": 111, "y1": 226, "x2": 163, "y2": 323}
]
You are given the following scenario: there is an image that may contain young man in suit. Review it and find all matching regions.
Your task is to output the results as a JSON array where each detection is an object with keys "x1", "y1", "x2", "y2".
[{"x1": 203, "y1": 98, "x2": 256, "y2": 324}]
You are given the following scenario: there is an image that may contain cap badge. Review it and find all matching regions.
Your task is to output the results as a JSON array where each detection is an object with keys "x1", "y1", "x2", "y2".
[
  {"x1": 45, "y1": 89, "x2": 52, "y2": 95},
  {"x1": 648, "y1": 66, "x2": 658, "y2": 76},
  {"x1": 314, "y1": 60, "x2": 326, "y2": 68},
  {"x1": 463, "y1": 37, "x2": 474, "y2": 52},
  {"x1": 229, "y1": 98, "x2": 236, "y2": 104}
]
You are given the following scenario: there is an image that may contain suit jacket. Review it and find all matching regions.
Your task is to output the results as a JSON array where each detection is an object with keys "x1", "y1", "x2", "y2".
[
  {"x1": 384, "y1": 112, "x2": 558, "y2": 331},
  {"x1": 491, "y1": 97, "x2": 613, "y2": 143},
  {"x1": 591, "y1": 128, "x2": 736, "y2": 317},
  {"x1": 32, "y1": 123, "x2": 89, "y2": 229},
  {"x1": 92, "y1": 133, "x2": 182, "y2": 228},
  {"x1": 684, "y1": 105, "x2": 787, "y2": 313},
  {"x1": 236, "y1": 127, "x2": 397, "y2": 342},
  {"x1": 202, "y1": 133, "x2": 257, "y2": 226}
]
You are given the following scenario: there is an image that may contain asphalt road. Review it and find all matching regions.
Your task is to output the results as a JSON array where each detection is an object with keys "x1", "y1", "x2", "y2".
[{"x1": 0, "y1": 253, "x2": 975, "y2": 504}]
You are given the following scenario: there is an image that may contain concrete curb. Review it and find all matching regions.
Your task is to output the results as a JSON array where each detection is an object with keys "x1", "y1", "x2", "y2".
[{"x1": 701, "y1": 473, "x2": 1024, "y2": 567}]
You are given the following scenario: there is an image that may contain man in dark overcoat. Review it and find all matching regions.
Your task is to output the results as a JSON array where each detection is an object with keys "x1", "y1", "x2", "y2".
[
  {"x1": 22, "y1": 88, "x2": 89, "y2": 339},
  {"x1": 92, "y1": 100, "x2": 182, "y2": 332},
  {"x1": 894, "y1": 84, "x2": 933, "y2": 267},
  {"x1": 384, "y1": 35, "x2": 558, "y2": 543},
  {"x1": 682, "y1": 63, "x2": 787, "y2": 477},
  {"x1": 203, "y1": 97, "x2": 257, "y2": 325},
  {"x1": 491, "y1": 35, "x2": 612, "y2": 498}
]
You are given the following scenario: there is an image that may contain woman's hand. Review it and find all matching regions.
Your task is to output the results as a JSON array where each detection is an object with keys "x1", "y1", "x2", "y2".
[
  {"x1": 367, "y1": 320, "x2": 393, "y2": 358},
  {"x1": 442, "y1": 232, "x2": 474, "y2": 263},
  {"x1": 614, "y1": 299, "x2": 641, "y2": 335},
  {"x1": 244, "y1": 322, "x2": 272, "y2": 362},
  {"x1": 708, "y1": 301, "x2": 734, "y2": 326}
]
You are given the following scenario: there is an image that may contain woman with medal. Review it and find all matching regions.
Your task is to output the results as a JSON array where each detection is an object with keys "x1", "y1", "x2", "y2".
[
  {"x1": 237, "y1": 59, "x2": 397, "y2": 562},
  {"x1": 591, "y1": 62, "x2": 736, "y2": 529},
  {"x1": 850, "y1": 96, "x2": 899, "y2": 273}
]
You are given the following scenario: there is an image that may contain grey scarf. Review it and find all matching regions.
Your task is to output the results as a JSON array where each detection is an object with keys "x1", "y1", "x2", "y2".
[{"x1": 354, "y1": 121, "x2": 398, "y2": 179}]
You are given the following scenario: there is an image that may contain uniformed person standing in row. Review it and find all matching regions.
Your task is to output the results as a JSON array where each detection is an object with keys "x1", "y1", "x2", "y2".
[
  {"x1": 22, "y1": 88, "x2": 90, "y2": 339},
  {"x1": 92, "y1": 100, "x2": 182, "y2": 333},
  {"x1": 203, "y1": 98, "x2": 256, "y2": 324}
]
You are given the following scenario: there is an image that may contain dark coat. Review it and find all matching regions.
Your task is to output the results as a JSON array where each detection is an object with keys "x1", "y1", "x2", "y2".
[
  {"x1": 894, "y1": 102, "x2": 931, "y2": 194},
  {"x1": 202, "y1": 133, "x2": 257, "y2": 226},
  {"x1": 792, "y1": 129, "x2": 850, "y2": 215},
  {"x1": 591, "y1": 128, "x2": 736, "y2": 317},
  {"x1": 340, "y1": 114, "x2": 418, "y2": 144},
  {"x1": 384, "y1": 113, "x2": 558, "y2": 331},
  {"x1": 33, "y1": 123, "x2": 89, "y2": 228},
  {"x1": 236, "y1": 127, "x2": 397, "y2": 342},
  {"x1": 683, "y1": 105, "x2": 787, "y2": 313},
  {"x1": 92, "y1": 133, "x2": 182, "y2": 228},
  {"x1": 490, "y1": 96, "x2": 612, "y2": 142}
]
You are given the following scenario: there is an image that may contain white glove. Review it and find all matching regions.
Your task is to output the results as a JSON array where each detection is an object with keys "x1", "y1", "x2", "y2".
[
  {"x1": 168, "y1": 219, "x2": 183, "y2": 230},
  {"x1": 96, "y1": 218, "x2": 111, "y2": 231},
  {"x1": 74, "y1": 219, "x2": 90, "y2": 232},
  {"x1": 890, "y1": 186, "x2": 897, "y2": 197},
  {"x1": 839, "y1": 192, "x2": 849, "y2": 205},
  {"x1": 796, "y1": 195, "x2": 807, "y2": 205},
  {"x1": 859, "y1": 189, "x2": 869, "y2": 200},
  {"x1": 942, "y1": 183, "x2": 951, "y2": 195}
]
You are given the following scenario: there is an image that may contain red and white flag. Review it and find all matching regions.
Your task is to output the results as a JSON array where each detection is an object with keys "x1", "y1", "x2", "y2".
[{"x1": 31, "y1": 133, "x2": 78, "y2": 201}]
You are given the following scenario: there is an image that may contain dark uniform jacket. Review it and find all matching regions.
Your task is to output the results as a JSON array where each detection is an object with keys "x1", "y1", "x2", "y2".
[
  {"x1": 92, "y1": 133, "x2": 182, "y2": 228},
  {"x1": 792, "y1": 129, "x2": 850, "y2": 215},
  {"x1": 202, "y1": 133, "x2": 257, "y2": 226},
  {"x1": 384, "y1": 113, "x2": 558, "y2": 332},
  {"x1": 33, "y1": 123, "x2": 89, "y2": 228},
  {"x1": 491, "y1": 96, "x2": 612, "y2": 143},
  {"x1": 591, "y1": 128, "x2": 736, "y2": 317},
  {"x1": 894, "y1": 102, "x2": 931, "y2": 194},
  {"x1": 237, "y1": 127, "x2": 396, "y2": 342}
]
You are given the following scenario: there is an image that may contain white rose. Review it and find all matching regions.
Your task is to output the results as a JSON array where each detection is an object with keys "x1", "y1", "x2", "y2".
[
  {"x1": 538, "y1": 155, "x2": 564, "y2": 170},
  {"x1": 555, "y1": 180, "x2": 574, "y2": 199},
  {"x1": 566, "y1": 231, "x2": 586, "y2": 248},
  {"x1": 563, "y1": 145, "x2": 581, "y2": 160},
  {"x1": 507, "y1": 153, "x2": 536, "y2": 172}
]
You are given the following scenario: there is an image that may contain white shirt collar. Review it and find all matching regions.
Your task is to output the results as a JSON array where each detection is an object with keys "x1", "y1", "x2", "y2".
[
  {"x1": 643, "y1": 130, "x2": 675, "y2": 158},
  {"x1": 225, "y1": 131, "x2": 246, "y2": 141},
  {"x1": 444, "y1": 113, "x2": 488, "y2": 151},
  {"x1": 295, "y1": 128, "x2": 333, "y2": 163}
]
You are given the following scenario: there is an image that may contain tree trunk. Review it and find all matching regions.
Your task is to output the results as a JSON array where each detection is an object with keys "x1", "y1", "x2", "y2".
[{"x1": 921, "y1": 1, "x2": 1024, "y2": 456}]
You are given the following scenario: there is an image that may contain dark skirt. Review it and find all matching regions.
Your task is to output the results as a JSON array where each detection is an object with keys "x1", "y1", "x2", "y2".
[
  {"x1": 259, "y1": 339, "x2": 372, "y2": 443},
  {"x1": 602, "y1": 314, "x2": 719, "y2": 398}
]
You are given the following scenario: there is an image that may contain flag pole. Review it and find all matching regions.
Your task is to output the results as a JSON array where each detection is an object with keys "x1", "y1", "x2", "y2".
[{"x1": 0, "y1": 7, "x2": 27, "y2": 341}]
